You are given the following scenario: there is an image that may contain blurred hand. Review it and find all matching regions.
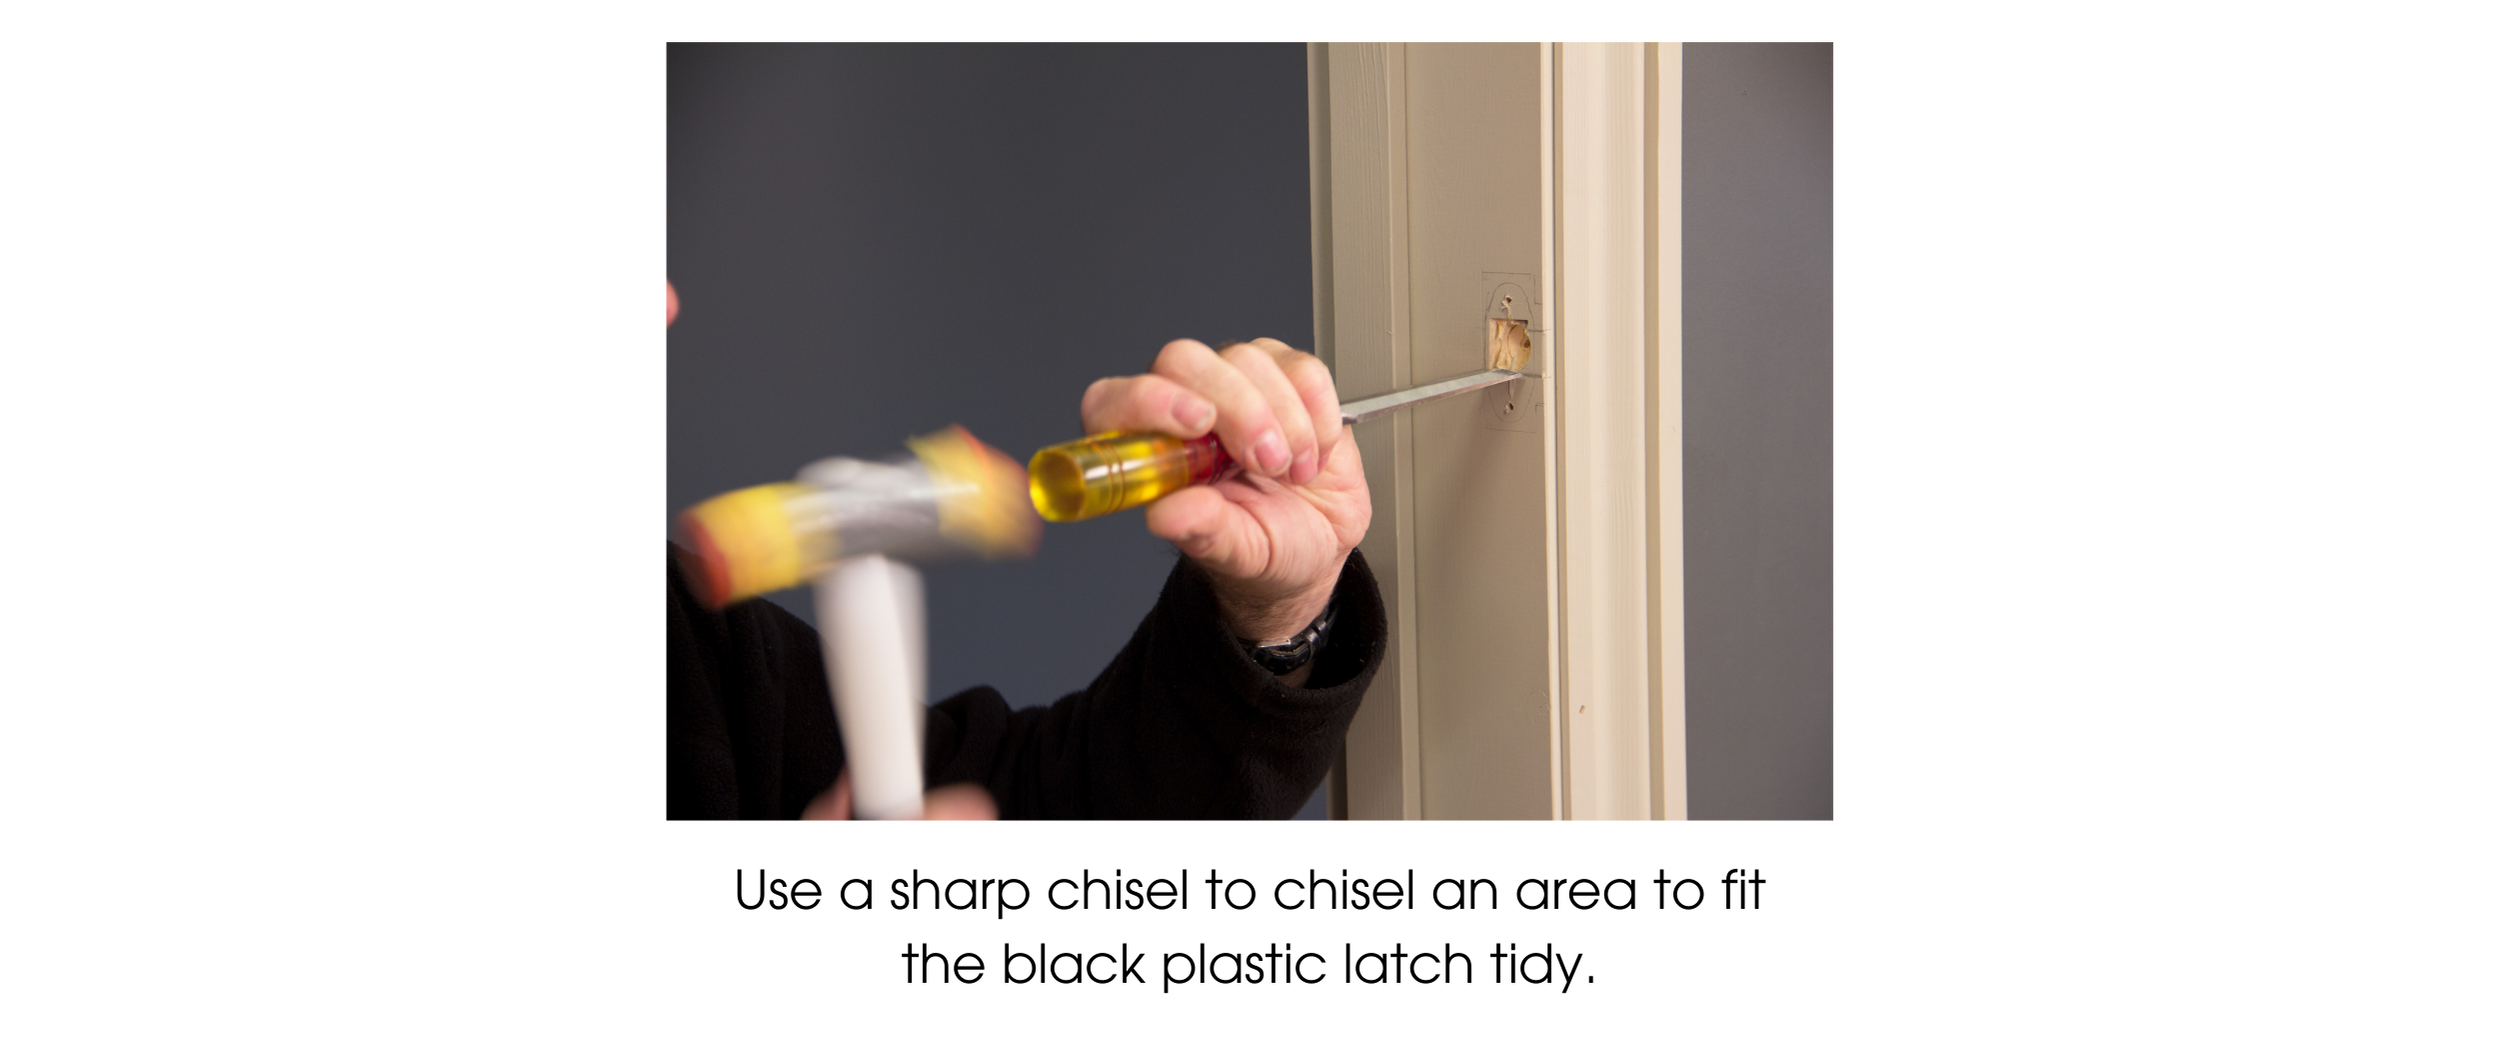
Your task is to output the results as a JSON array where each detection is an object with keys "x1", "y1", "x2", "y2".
[
  {"x1": 802, "y1": 772, "x2": 998, "y2": 821},
  {"x1": 1080, "y1": 338, "x2": 1371, "y2": 645}
]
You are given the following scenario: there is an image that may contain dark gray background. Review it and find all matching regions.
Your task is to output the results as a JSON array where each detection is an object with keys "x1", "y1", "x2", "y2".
[
  {"x1": 667, "y1": 44, "x2": 1325, "y2": 816},
  {"x1": 1683, "y1": 43, "x2": 1835, "y2": 819}
]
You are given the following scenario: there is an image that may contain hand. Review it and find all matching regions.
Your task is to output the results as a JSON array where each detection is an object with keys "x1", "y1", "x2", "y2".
[
  {"x1": 801, "y1": 772, "x2": 999, "y2": 820},
  {"x1": 1080, "y1": 338, "x2": 1372, "y2": 645}
]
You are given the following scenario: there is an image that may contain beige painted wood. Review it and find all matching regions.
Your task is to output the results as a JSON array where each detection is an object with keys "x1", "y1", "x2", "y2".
[
  {"x1": 1314, "y1": 42, "x2": 1685, "y2": 819},
  {"x1": 1312, "y1": 43, "x2": 1421, "y2": 821},
  {"x1": 1646, "y1": 43, "x2": 1689, "y2": 820},
  {"x1": 1405, "y1": 43, "x2": 1556, "y2": 819},
  {"x1": 1537, "y1": 44, "x2": 1565, "y2": 819},
  {"x1": 1554, "y1": 42, "x2": 1653, "y2": 819}
]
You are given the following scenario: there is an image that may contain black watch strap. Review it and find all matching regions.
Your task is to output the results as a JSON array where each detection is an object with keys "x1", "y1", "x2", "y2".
[{"x1": 1236, "y1": 600, "x2": 1338, "y2": 676}]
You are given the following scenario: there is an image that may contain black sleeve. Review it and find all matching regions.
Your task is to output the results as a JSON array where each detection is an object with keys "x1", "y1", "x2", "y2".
[
  {"x1": 922, "y1": 550, "x2": 1386, "y2": 819},
  {"x1": 667, "y1": 546, "x2": 1385, "y2": 820},
  {"x1": 667, "y1": 548, "x2": 843, "y2": 820}
]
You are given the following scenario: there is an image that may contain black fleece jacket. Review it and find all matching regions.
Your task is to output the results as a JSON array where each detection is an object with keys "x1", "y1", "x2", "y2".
[{"x1": 666, "y1": 547, "x2": 1385, "y2": 819}]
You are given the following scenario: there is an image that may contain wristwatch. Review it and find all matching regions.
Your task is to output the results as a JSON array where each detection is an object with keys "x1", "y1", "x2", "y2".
[{"x1": 1236, "y1": 600, "x2": 1338, "y2": 676}]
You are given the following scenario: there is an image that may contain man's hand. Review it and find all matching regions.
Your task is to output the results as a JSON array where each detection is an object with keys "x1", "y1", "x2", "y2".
[
  {"x1": 1080, "y1": 338, "x2": 1371, "y2": 646},
  {"x1": 802, "y1": 773, "x2": 998, "y2": 821}
]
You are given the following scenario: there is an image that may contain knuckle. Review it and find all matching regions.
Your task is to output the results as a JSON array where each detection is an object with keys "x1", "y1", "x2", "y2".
[
  {"x1": 1142, "y1": 377, "x2": 1185, "y2": 411},
  {"x1": 1194, "y1": 358, "x2": 1255, "y2": 401},
  {"x1": 1274, "y1": 390, "x2": 1312, "y2": 429},
  {"x1": 1230, "y1": 398, "x2": 1276, "y2": 434},
  {"x1": 1280, "y1": 353, "x2": 1330, "y2": 389},
  {"x1": 1233, "y1": 346, "x2": 1296, "y2": 395},
  {"x1": 1155, "y1": 339, "x2": 1206, "y2": 372}
]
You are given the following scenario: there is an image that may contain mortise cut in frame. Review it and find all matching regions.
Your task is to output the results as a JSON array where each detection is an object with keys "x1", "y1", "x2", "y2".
[
  {"x1": 1483, "y1": 314, "x2": 1538, "y2": 430},
  {"x1": 1488, "y1": 316, "x2": 1531, "y2": 371},
  {"x1": 1486, "y1": 286, "x2": 1532, "y2": 372},
  {"x1": 1481, "y1": 276, "x2": 1539, "y2": 374},
  {"x1": 1480, "y1": 278, "x2": 1541, "y2": 432}
]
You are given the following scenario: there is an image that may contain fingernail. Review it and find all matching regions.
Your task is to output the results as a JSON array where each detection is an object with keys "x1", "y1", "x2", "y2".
[
  {"x1": 1253, "y1": 431, "x2": 1289, "y2": 475},
  {"x1": 1291, "y1": 448, "x2": 1317, "y2": 484},
  {"x1": 1174, "y1": 397, "x2": 1212, "y2": 434}
]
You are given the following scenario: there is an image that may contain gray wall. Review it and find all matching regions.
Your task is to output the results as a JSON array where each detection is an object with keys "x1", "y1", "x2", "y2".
[
  {"x1": 668, "y1": 45, "x2": 1325, "y2": 817},
  {"x1": 1682, "y1": 44, "x2": 1835, "y2": 819}
]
